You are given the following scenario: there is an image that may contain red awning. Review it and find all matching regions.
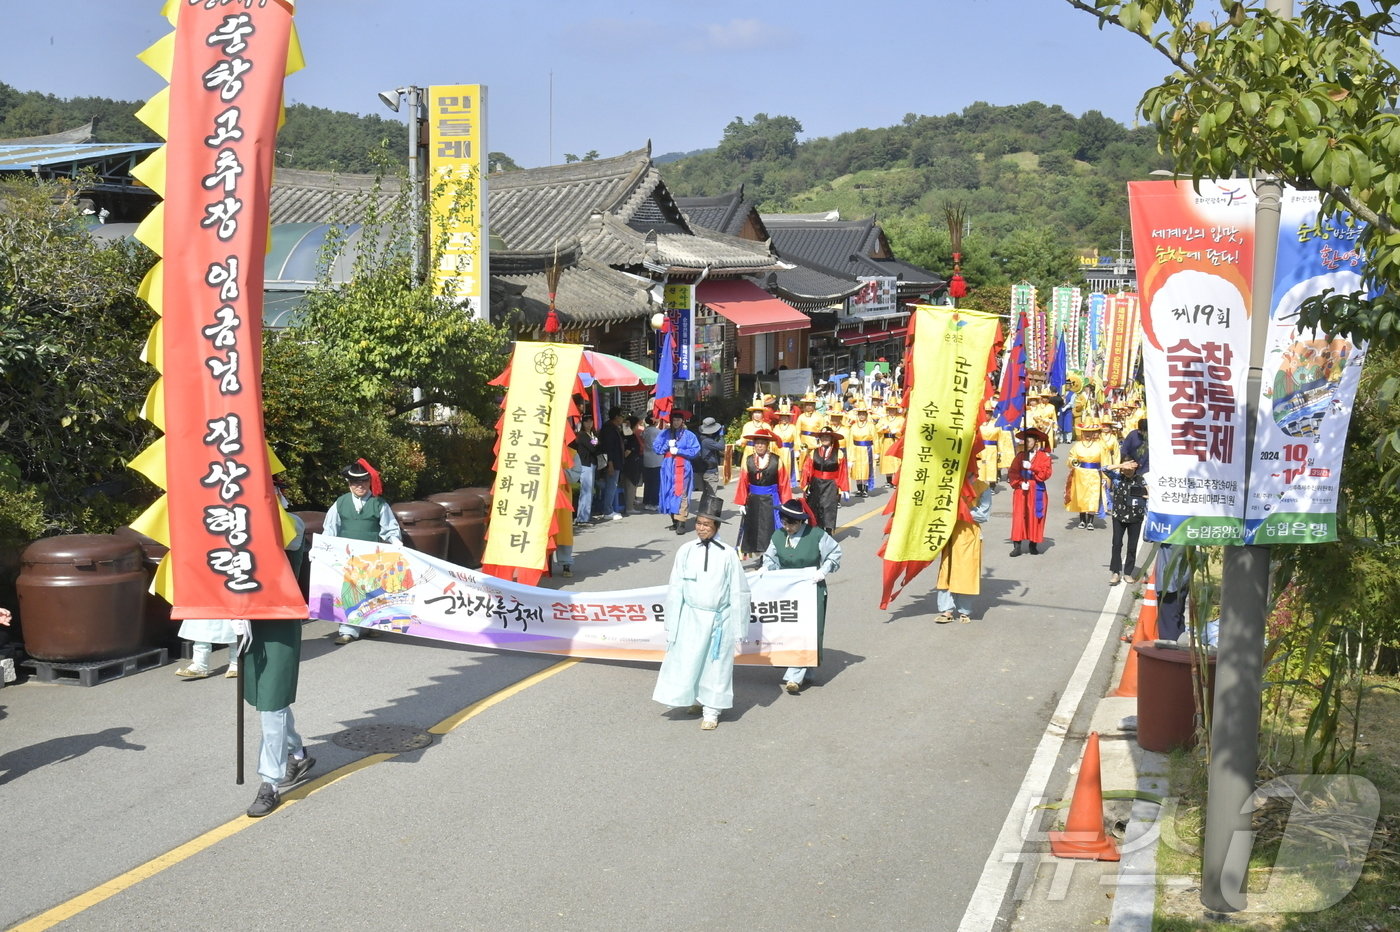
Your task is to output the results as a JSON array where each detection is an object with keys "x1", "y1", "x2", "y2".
[
  {"x1": 696, "y1": 280, "x2": 811, "y2": 336},
  {"x1": 837, "y1": 322, "x2": 907, "y2": 346}
]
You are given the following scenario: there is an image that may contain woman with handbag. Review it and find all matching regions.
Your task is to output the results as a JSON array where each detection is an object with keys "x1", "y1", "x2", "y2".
[{"x1": 1105, "y1": 459, "x2": 1148, "y2": 585}]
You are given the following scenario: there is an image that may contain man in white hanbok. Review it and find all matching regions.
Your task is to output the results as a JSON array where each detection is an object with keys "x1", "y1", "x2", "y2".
[{"x1": 652, "y1": 495, "x2": 752, "y2": 730}]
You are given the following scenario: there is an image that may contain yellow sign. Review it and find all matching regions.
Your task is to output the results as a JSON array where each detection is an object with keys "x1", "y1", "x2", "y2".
[
  {"x1": 427, "y1": 84, "x2": 489, "y2": 317},
  {"x1": 886, "y1": 306, "x2": 1000, "y2": 561},
  {"x1": 482, "y1": 343, "x2": 584, "y2": 578}
]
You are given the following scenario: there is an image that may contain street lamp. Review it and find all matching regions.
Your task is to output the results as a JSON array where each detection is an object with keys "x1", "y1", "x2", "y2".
[{"x1": 378, "y1": 85, "x2": 425, "y2": 283}]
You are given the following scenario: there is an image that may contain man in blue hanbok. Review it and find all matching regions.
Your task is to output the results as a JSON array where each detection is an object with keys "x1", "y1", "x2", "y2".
[
  {"x1": 653, "y1": 409, "x2": 700, "y2": 535},
  {"x1": 652, "y1": 495, "x2": 752, "y2": 730}
]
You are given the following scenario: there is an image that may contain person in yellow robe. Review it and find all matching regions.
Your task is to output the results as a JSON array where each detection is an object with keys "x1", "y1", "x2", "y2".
[
  {"x1": 976, "y1": 402, "x2": 1002, "y2": 485},
  {"x1": 879, "y1": 402, "x2": 904, "y2": 488},
  {"x1": 1065, "y1": 421, "x2": 1108, "y2": 529},
  {"x1": 935, "y1": 478, "x2": 993, "y2": 623},
  {"x1": 995, "y1": 415, "x2": 1016, "y2": 480},
  {"x1": 1030, "y1": 391, "x2": 1058, "y2": 444},
  {"x1": 846, "y1": 405, "x2": 880, "y2": 497},
  {"x1": 795, "y1": 393, "x2": 824, "y2": 478},
  {"x1": 771, "y1": 406, "x2": 801, "y2": 495},
  {"x1": 737, "y1": 403, "x2": 772, "y2": 468},
  {"x1": 826, "y1": 409, "x2": 852, "y2": 474}
]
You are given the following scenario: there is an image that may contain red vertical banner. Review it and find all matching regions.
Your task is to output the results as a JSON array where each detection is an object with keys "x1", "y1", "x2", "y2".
[
  {"x1": 127, "y1": 1, "x2": 305, "y2": 618},
  {"x1": 1103, "y1": 293, "x2": 1138, "y2": 389}
]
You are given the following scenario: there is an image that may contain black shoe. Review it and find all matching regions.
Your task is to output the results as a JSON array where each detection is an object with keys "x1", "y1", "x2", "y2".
[
  {"x1": 280, "y1": 753, "x2": 315, "y2": 788},
  {"x1": 1010, "y1": 543, "x2": 1022, "y2": 557},
  {"x1": 1029, "y1": 542, "x2": 1039, "y2": 554},
  {"x1": 247, "y1": 781, "x2": 281, "y2": 818}
]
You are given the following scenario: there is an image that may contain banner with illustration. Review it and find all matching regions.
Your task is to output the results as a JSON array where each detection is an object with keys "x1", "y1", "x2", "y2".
[
  {"x1": 308, "y1": 536, "x2": 819, "y2": 667},
  {"x1": 885, "y1": 305, "x2": 1000, "y2": 562},
  {"x1": 126, "y1": 0, "x2": 306, "y2": 618},
  {"x1": 1244, "y1": 190, "x2": 1368, "y2": 544},
  {"x1": 1129, "y1": 179, "x2": 1257, "y2": 544},
  {"x1": 481, "y1": 342, "x2": 583, "y2": 584}
]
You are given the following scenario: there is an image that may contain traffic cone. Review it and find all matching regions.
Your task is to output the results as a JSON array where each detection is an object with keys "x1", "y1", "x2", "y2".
[
  {"x1": 1048, "y1": 731, "x2": 1120, "y2": 861},
  {"x1": 1109, "y1": 569, "x2": 1158, "y2": 698}
]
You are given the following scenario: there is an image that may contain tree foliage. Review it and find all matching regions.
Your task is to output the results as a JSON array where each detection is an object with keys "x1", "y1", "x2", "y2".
[{"x1": 0, "y1": 177, "x2": 157, "y2": 535}]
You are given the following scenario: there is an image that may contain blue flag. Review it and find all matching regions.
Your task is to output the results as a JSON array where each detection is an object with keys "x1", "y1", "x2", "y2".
[
  {"x1": 1048, "y1": 330, "x2": 1068, "y2": 393},
  {"x1": 653, "y1": 329, "x2": 675, "y2": 420}
]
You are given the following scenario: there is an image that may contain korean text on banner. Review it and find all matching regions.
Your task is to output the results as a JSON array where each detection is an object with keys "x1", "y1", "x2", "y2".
[
  {"x1": 1103, "y1": 293, "x2": 1139, "y2": 389},
  {"x1": 1128, "y1": 179, "x2": 1255, "y2": 544},
  {"x1": 427, "y1": 84, "x2": 489, "y2": 318},
  {"x1": 309, "y1": 536, "x2": 819, "y2": 667},
  {"x1": 1245, "y1": 189, "x2": 1369, "y2": 544},
  {"x1": 129, "y1": 0, "x2": 305, "y2": 618},
  {"x1": 663, "y1": 283, "x2": 694, "y2": 381},
  {"x1": 886, "y1": 306, "x2": 1000, "y2": 561},
  {"x1": 482, "y1": 342, "x2": 583, "y2": 576}
]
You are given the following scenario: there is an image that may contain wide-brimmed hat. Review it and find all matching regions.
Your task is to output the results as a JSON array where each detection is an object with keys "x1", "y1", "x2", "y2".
[
  {"x1": 1016, "y1": 427, "x2": 1049, "y2": 443},
  {"x1": 745, "y1": 427, "x2": 778, "y2": 444},
  {"x1": 1079, "y1": 420, "x2": 1103, "y2": 432},
  {"x1": 695, "y1": 493, "x2": 727, "y2": 523},
  {"x1": 817, "y1": 426, "x2": 845, "y2": 441},
  {"x1": 778, "y1": 499, "x2": 810, "y2": 524},
  {"x1": 698, "y1": 417, "x2": 724, "y2": 435},
  {"x1": 746, "y1": 403, "x2": 768, "y2": 413}
]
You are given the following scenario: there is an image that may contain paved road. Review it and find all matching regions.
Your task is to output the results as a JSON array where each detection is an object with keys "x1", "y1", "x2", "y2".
[{"x1": 0, "y1": 462, "x2": 1133, "y2": 931}]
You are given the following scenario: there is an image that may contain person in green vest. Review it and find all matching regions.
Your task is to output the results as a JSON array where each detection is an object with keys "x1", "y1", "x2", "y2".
[
  {"x1": 760, "y1": 499, "x2": 842, "y2": 694},
  {"x1": 322, "y1": 459, "x2": 401, "y2": 644}
]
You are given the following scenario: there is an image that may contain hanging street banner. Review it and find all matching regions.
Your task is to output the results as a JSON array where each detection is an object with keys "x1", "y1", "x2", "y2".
[
  {"x1": 126, "y1": 0, "x2": 306, "y2": 618},
  {"x1": 481, "y1": 342, "x2": 583, "y2": 585},
  {"x1": 427, "y1": 84, "x2": 489, "y2": 318},
  {"x1": 1084, "y1": 292, "x2": 1107, "y2": 376},
  {"x1": 885, "y1": 305, "x2": 1000, "y2": 561},
  {"x1": 1244, "y1": 190, "x2": 1369, "y2": 544},
  {"x1": 309, "y1": 536, "x2": 819, "y2": 667},
  {"x1": 663, "y1": 283, "x2": 694, "y2": 380},
  {"x1": 1129, "y1": 179, "x2": 1256, "y2": 544},
  {"x1": 1103, "y1": 292, "x2": 1140, "y2": 390}
]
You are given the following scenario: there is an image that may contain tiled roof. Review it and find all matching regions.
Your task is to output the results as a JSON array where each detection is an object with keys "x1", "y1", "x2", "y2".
[
  {"x1": 493, "y1": 257, "x2": 653, "y2": 326},
  {"x1": 270, "y1": 168, "x2": 398, "y2": 226},
  {"x1": 674, "y1": 188, "x2": 771, "y2": 240},
  {"x1": 765, "y1": 264, "x2": 864, "y2": 307},
  {"x1": 760, "y1": 214, "x2": 942, "y2": 289}
]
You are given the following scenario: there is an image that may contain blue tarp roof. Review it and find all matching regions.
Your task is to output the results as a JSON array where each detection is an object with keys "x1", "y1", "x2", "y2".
[{"x1": 0, "y1": 142, "x2": 160, "y2": 172}]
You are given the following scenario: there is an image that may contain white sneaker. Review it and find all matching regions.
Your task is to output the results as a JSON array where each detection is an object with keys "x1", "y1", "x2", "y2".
[{"x1": 610, "y1": 513, "x2": 621, "y2": 521}]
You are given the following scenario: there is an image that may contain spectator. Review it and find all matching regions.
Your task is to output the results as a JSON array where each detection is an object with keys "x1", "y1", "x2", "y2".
[
  {"x1": 640, "y1": 415, "x2": 663, "y2": 512},
  {"x1": 622, "y1": 415, "x2": 644, "y2": 516},
  {"x1": 596, "y1": 407, "x2": 626, "y2": 522}
]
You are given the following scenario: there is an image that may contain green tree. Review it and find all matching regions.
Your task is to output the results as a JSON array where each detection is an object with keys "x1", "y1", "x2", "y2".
[{"x1": 716, "y1": 113, "x2": 803, "y2": 163}]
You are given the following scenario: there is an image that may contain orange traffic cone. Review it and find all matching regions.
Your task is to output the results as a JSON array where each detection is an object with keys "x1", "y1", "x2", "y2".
[
  {"x1": 1109, "y1": 570, "x2": 1158, "y2": 698},
  {"x1": 1048, "y1": 731, "x2": 1120, "y2": 861}
]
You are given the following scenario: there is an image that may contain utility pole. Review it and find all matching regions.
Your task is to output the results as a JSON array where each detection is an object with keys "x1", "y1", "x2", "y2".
[{"x1": 1200, "y1": 0, "x2": 1291, "y2": 914}]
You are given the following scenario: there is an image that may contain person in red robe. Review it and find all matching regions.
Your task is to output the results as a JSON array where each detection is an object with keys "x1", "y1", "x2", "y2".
[{"x1": 1009, "y1": 427, "x2": 1053, "y2": 557}]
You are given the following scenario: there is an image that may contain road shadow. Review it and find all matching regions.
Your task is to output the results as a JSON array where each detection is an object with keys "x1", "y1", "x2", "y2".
[
  {"x1": 728, "y1": 647, "x2": 866, "y2": 721},
  {"x1": 0, "y1": 726, "x2": 145, "y2": 786}
]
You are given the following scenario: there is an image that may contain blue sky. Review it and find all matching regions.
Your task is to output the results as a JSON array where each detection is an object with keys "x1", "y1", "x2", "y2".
[{"x1": 2, "y1": 0, "x2": 1189, "y2": 168}]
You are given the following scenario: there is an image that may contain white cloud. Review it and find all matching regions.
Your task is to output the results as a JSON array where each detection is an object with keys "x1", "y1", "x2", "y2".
[{"x1": 699, "y1": 18, "x2": 788, "y2": 51}]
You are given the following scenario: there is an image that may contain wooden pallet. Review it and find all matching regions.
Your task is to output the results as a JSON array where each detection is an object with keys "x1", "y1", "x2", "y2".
[{"x1": 22, "y1": 647, "x2": 170, "y2": 687}]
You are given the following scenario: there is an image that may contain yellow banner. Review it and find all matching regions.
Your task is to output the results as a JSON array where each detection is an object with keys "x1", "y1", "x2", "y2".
[
  {"x1": 482, "y1": 343, "x2": 584, "y2": 576},
  {"x1": 427, "y1": 83, "x2": 488, "y2": 318},
  {"x1": 886, "y1": 306, "x2": 1000, "y2": 561}
]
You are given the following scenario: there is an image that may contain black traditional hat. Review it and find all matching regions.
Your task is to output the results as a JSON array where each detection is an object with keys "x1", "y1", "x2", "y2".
[
  {"x1": 778, "y1": 499, "x2": 810, "y2": 524},
  {"x1": 695, "y1": 493, "x2": 727, "y2": 523}
]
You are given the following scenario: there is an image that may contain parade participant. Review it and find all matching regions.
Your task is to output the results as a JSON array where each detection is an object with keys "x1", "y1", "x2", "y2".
[
  {"x1": 1009, "y1": 427, "x2": 1053, "y2": 556},
  {"x1": 879, "y1": 401, "x2": 904, "y2": 488},
  {"x1": 737, "y1": 402, "x2": 771, "y2": 466},
  {"x1": 846, "y1": 405, "x2": 879, "y2": 497},
  {"x1": 1100, "y1": 418, "x2": 1123, "y2": 470},
  {"x1": 934, "y1": 477, "x2": 994, "y2": 623},
  {"x1": 734, "y1": 428, "x2": 790, "y2": 559},
  {"x1": 771, "y1": 405, "x2": 801, "y2": 494},
  {"x1": 801, "y1": 426, "x2": 850, "y2": 535},
  {"x1": 323, "y1": 459, "x2": 401, "y2": 644},
  {"x1": 651, "y1": 495, "x2": 752, "y2": 731},
  {"x1": 1065, "y1": 422, "x2": 1107, "y2": 529},
  {"x1": 1031, "y1": 390, "x2": 1058, "y2": 445},
  {"x1": 827, "y1": 409, "x2": 852, "y2": 471},
  {"x1": 976, "y1": 401, "x2": 1003, "y2": 486},
  {"x1": 653, "y1": 409, "x2": 700, "y2": 535},
  {"x1": 761, "y1": 499, "x2": 841, "y2": 693},
  {"x1": 795, "y1": 392, "x2": 824, "y2": 474},
  {"x1": 1105, "y1": 458, "x2": 1147, "y2": 585},
  {"x1": 174, "y1": 618, "x2": 240, "y2": 679},
  {"x1": 995, "y1": 409, "x2": 1016, "y2": 481}
]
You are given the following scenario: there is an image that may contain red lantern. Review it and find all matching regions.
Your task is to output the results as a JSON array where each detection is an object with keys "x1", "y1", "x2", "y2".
[{"x1": 949, "y1": 273, "x2": 968, "y2": 299}]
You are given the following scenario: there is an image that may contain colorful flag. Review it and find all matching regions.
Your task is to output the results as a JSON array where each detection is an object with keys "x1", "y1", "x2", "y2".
[
  {"x1": 653, "y1": 328, "x2": 675, "y2": 421},
  {"x1": 126, "y1": 0, "x2": 306, "y2": 618},
  {"x1": 1049, "y1": 330, "x2": 1068, "y2": 393},
  {"x1": 993, "y1": 312, "x2": 1027, "y2": 430}
]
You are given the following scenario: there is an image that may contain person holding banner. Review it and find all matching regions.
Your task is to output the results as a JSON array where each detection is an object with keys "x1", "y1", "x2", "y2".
[
  {"x1": 654, "y1": 409, "x2": 700, "y2": 535},
  {"x1": 1009, "y1": 428, "x2": 1053, "y2": 557},
  {"x1": 652, "y1": 495, "x2": 752, "y2": 731},
  {"x1": 800, "y1": 426, "x2": 850, "y2": 535},
  {"x1": 323, "y1": 459, "x2": 401, "y2": 644},
  {"x1": 934, "y1": 478, "x2": 994, "y2": 623},
  {"x1": 734, "y1": 428, "x2": 790, "y2": 559},
  {"x1": 1065, "y1": 422, "x2": 1108, "y2": 529},
  {"x1": 761, "y1": 499, "x2": 841, "y2": 693}
]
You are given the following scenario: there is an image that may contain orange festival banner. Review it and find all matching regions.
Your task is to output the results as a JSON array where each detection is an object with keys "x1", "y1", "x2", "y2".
[{"x1": 126, "y1": 0, "x2": 306, "y2": 618}]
